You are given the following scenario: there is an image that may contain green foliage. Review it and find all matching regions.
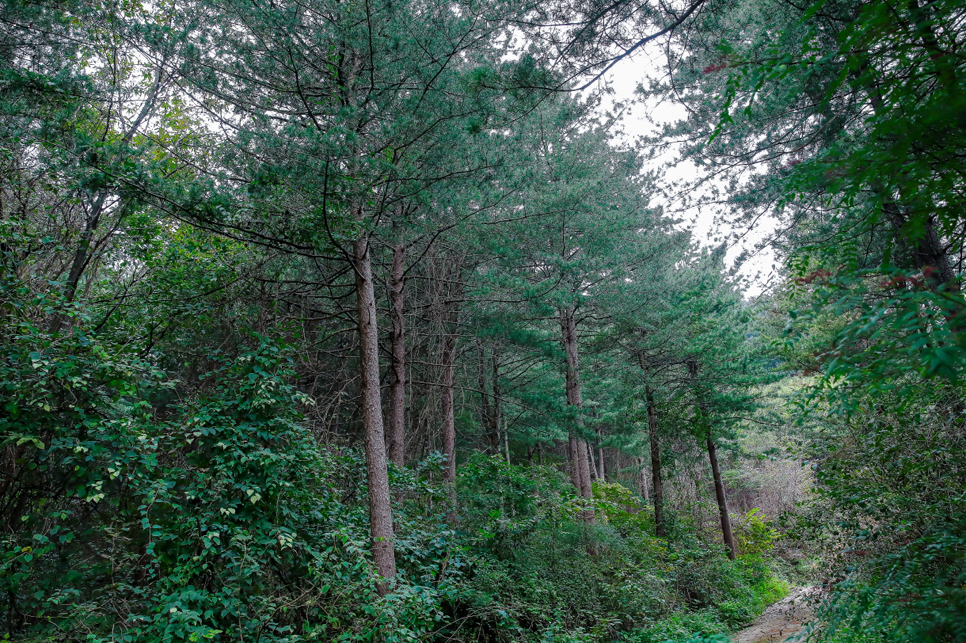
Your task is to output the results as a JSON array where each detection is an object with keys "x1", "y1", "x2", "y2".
[
  {"x1": 592, "y1": 481, "x2": 656, "y2": 538},
  {"x1": 618, "y1": 609, "x2": 728, "y2": 643},
  {"x1": 450, "y1": 456, "x2": 789, "y2": 642},
  {"x1": 664, "y1": 0, "x2": 966, "y2": 637},
  {"x1": 764, "y1": 267, "x2": 966, "y2": 643},
  {"x1": 0, "y1": 253, "x2": 790, "y2": 642},
  {"x1": 0, "y1": 275, "x2": 454, "y2": 641},
  {"x1": 734, "y1": 510, "x2": 780, "y2": 557},
  {"x1": 776, "y1": 270, "x2": 966, "y2": 643},
  {"x1": 801, "y1": 387, "x2": 966, "y2": 643},
  {"x1": 0, "y1": 0, "x2": 824, "y2": 641}
]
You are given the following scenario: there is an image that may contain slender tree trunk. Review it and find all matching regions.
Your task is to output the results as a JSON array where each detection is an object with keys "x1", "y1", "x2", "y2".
[
  {"x1": 689, "y1": 359, "x2": 735, "y2": 559},
  {"x1": 503, "y1": 418, "x2": 511, "y2": 465},
  {"x1": 577, "y1": 439, "x2": 593, "y2": 500},
  {"x1": 492, "y1": 353, "x2": 502, "y2": 455},
  {"x1": 440, "y1": 258, "x2": 464, "y2": 483},
  {"x1": 638, "y1": 456, "x2": 650, "y2": 501},
  {"x1": 52, "y1": 73, "x2": 163, "y2": 333},
  {"x1": 441, "y1": 327, "x2": 457, "y2": 483},
  {"x1": 597, "y1": 430, "x2": 605, "y2": 481},
  {"x1": 387, "y1": 244, "x2": 406, "y2": 468},
  {"x1": 64, "y1": 226, "x2": 95, "y2": 305},
  {"x1": 477, "y1": 343, "x2": 494, "y2": 452},
  {"x1": 560, "y1": 306, "x2": 594, "y2": 513},
  {"x1": 646, "y1": 384, "x2": 666, "y2": 538},
  {"x1": 439, "y1": 253, "x2": 464, "y2": 486},
  {"x1": 707, "y1": 435, "x2": 736, "y2": 560},
  {"x1": 587, "y1": 443, "x2": 598, "y2": 481},
  {"x1": 568, "y1": 436, "x2": 582, "y2": 489},
  {"x1": 51, "y1": 194, "x2": 107, "y2": 334},
  {"x1": 353, "y1": 234, "x2": 396, "y2": 588}
]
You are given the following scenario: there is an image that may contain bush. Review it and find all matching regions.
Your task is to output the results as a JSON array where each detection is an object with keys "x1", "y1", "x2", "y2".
[
  {"x1": 618, "y1": 608, "x2": 729, "y2": 643},
  {"x1": 734, "y1": 509, "x2": 780, "y2": 557},
  {"x1": 0, "y1": 289, "x2": 457, "y2": 642},
  {"x1": 451, "y1": 455, "x2": 790, "y2": 642}
]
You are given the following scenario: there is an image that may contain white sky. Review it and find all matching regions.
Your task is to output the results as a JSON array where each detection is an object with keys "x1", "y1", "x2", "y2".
[{"x1": 593, "y1": 53, "x2": 778, "y2": 299}]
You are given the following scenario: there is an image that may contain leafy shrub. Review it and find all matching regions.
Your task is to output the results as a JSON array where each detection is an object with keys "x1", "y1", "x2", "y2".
[
  {"x1": 799, "y1": 376, "x2": 966, "y2": 643},
  {"x1": 0, "y1": 281, "x2": 458, "y2": 642},
  {"x1": 592, "y1": 481, "x2": 656, "y2": 537},
  {"x1": 452, "y1": 456, "x2": 789, "y2": 642},
  {"x1": 618, "y1": 608, "x2": 728, "y2": 643},
  {"x1": 734, "y1": 509, "x2": 780, "y2": 556}
]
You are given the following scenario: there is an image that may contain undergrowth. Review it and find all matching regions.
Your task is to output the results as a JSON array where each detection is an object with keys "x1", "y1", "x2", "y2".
[{"x1": 0, "y1": 294, "x2": 788, "y2": 641}]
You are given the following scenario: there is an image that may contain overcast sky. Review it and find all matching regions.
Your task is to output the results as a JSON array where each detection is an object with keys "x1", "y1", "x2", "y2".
[{"x1": 596, "y1": 52, "x2": 778, "y2": 299}]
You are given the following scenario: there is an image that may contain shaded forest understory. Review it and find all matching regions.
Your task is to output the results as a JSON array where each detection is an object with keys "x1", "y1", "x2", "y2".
[{"x1": 1, "y1": 0, "x2": 965, "y2": 641}]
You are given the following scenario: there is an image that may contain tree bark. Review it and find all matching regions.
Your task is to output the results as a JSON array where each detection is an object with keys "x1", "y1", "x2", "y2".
[
  {"x1": 646, "y1": 383, "x2": 666, "y2": 538},
  {"x1": 441, "y1": 298, "x2": 460, "y2": 484},
  {"x1": 354, "y1": 234, "x2": 397, "y2": 588},
  {"x1": 492, "y1": 352, "x2": 502, "y2": 455},
  {"x1": 689, "y1": 358, "x2": 735, "y2": 559},
  {"x1": 707, "y1": 434, "x2": 736, "y2": 560},
  {"x1": 503, "y1": 418, "x2": 511, "y2": 465},
  {"x1": 441, "y1": 331, "x2": 457, "y2": 483},
  {"x1": 587, "y1": 442, "x2": 598, "y2": 481},
  {"x1": 577, "y1": 438, "x2": 593, "y2": 501},
  {"x1": 51, "y1": 194, "x2": 107, "y2": 334},
  {"x1": 597, "y1": 429, "x2": 606, "y2": 481},
  {"x1": 387, "y1": 244, "x2": 406, "y2": 468},
  {"x1": 882, "y1": 199, "x2": 957, "y2": 290},
  {"x1": 560, "y1": 306, "x2": 594, "y2": 512},
  {"x1": 568, "y1": 436, "x2": 582, "y2": 488},
  {"x1": 477, "y1": 343, "x2": 494, "y2": 452},
  {"x1": 637, "y1": 456, "x2": 649, "y2": 501}
]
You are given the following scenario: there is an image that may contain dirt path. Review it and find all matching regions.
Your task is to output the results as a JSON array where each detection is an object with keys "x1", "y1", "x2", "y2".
[{"x1": 731, "y1": 586, "x2": 820, "y2": 643}]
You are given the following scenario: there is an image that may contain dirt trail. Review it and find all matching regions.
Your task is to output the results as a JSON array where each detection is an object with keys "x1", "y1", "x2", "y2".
[{"x1": 731, "y1": 586, "x2": 820, "y2": 643}]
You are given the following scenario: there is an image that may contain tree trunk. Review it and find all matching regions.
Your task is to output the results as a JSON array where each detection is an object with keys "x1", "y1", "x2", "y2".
[
  {"x1": 882, "y1": 198, "x2": 957, "y2": 290},
  {"x1": 64, "y1": 226, "x2": 95, "y2": 305},
  {"x1": 492, "y1": 352, "x2": 502, "y2": 455},
  {"x1": 707, "y1": 435, "x2": 736, "y2": 560},
  {"x1": 387, "y1": 244, "x2": 406, "y2": 468},
  {"x1": 441, "y1": 327, "x2": 457, "y2": 483},
  {"x1": 646, "y1": 384, "x2": 666, "y2": 538},
  {"x1": 353, "y1": 234, "x2": 397, "y2": 588},
  {"x1": 477, "y1": 343, "x2": 493, "y2": 452},
  {"x1": 503, "y1": 418, "x2": 511, "y2": 465},
  {"x1": 560, "y1": 306, "x2": 594, "y2": 513},
  {"x1": 597, "y1": 430, "x2": 606, "y2": 481},
  {"x1": 688, "y1": 358, "x2": 736, "y2": 559},
  {"x1": 638, "y1": 456, "x2": 649, "y2": 501},
  {"x1": 568, "y1": 436, "x2": 582, "y2": 488},
  {"x1": 440, "y1": 268, "x2": 463, "y2": 484},
  {"x1": 577, "y1": 438, "x2": 593, "y2": 501},
  {"x1": 51, "y1": 194, "x2": 107, "y2": 334}
]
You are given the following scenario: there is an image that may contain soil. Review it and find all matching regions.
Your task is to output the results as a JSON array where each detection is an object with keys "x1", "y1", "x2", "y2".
[{"x1": 731, "y1": 586, "x2": 821, "y2": 643}]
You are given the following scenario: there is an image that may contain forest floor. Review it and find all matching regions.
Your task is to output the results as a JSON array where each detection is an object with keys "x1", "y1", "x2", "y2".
[{"x1": 732, "y1": 586, "x2": 821, "y2": 643}]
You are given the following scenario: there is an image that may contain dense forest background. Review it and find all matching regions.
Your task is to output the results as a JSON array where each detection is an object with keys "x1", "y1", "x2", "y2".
[{"x1": 0, "y1": 0, "x2": 964, "y2": 641}]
